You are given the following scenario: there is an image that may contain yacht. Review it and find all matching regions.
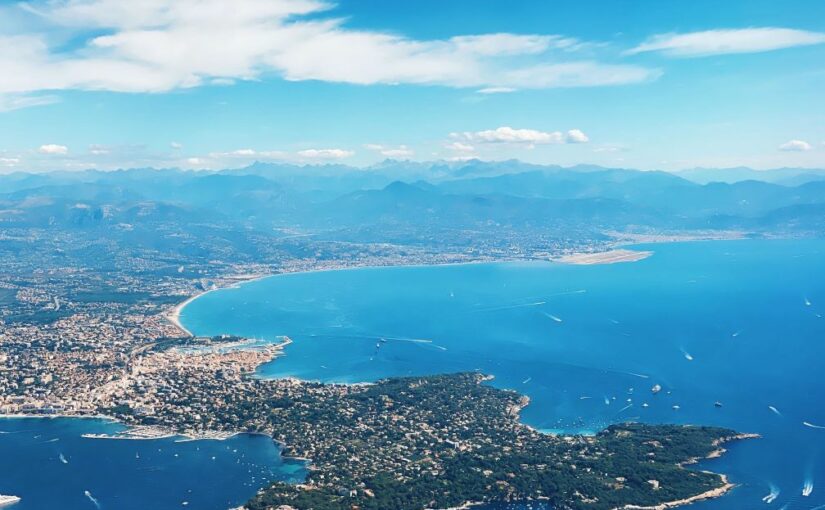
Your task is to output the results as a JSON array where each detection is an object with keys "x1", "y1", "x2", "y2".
[{"x1": 0, "y1": 495, "x2": 21, "y2": 507}]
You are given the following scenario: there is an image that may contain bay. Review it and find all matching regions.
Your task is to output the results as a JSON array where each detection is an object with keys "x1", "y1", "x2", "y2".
[{"x1": 182, "y1": 239, "x2": 825, "y2": 510}]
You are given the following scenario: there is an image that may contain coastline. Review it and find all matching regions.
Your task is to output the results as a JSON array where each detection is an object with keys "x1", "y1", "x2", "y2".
[
  {"x1": 153, "y1": 238, "x2": 766, "y2": 510},
  {"x1": 166, "y1": 273, "x2": 269, "y2": 337},
  {"x1": 164, "y1": 233, "x2": 761, "y2": 337},
  {"x1": 616, "y1": 433, "x2": 761, "y2": 510},
  {"x1": 619, "y1": 474, "x2": 735, "y2": 510},
  {"x1": 557, "y1": 248, "x2": 653, "y2": 265}
]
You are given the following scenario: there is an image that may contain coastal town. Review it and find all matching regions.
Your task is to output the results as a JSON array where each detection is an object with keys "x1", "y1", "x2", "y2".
[
  {"x1": 0, "y1": 215, "x2": 665, "y2": 418},
  {"x1": 0, "y1": 205, "x2": 757, "y2": 510}
]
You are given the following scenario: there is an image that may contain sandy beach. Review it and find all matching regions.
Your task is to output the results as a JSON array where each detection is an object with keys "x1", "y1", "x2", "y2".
[
  {"x1": 166, "y1": 274, "x2": 269, "y2": 337},
  {"x1": 167, "y1": 293, "x2": 201, "y2": 336}
]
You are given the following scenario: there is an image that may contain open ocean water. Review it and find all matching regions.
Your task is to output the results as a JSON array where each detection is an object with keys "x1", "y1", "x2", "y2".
[
  {"x1": 0, "y1": 417, "x2": 305, "y2": 509},
  {"x1": 180, "y1": 239, "x2": 825, "y2": 510}
]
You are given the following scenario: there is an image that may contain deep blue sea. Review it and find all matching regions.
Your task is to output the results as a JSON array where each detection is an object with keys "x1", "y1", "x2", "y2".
[
  {"x1": 179, "y1": 239, "x2": 825, "y2": 510},
  {"x1": 0, "y1": 418, "x2": 305, "y2": 509}
]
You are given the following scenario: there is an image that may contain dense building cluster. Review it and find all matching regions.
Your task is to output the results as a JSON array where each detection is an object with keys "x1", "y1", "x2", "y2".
[{"x1": 101, "y1": 349, "x2": 746, "y2": 510}]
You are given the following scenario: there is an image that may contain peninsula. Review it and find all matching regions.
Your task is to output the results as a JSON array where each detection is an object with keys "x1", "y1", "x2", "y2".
[{"x1": 86, "y1": 333, "x2": 751, "y2": 510}]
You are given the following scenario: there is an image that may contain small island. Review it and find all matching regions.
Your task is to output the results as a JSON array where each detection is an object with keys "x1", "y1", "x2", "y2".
[{"x1": 89, "y1": 337, "x2": 752, "y2": 510}]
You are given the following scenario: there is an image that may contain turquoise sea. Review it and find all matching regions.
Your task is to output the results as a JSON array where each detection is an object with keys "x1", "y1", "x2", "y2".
[{"x1": 179, "y1": 239, "x2": 825, "y2": 510}]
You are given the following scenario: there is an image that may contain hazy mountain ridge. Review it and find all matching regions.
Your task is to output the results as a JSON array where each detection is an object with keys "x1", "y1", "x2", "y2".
[{"x1": 1, "y1": 162, "x2": 823, "y2": 236}]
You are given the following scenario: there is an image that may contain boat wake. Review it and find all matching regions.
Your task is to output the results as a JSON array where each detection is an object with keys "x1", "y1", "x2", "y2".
[
  {"x1": 680, "y1": 347, "x2": 694, "y2": 361},
  {"x1": 761, "y1": 484, "x2": 779, "y2": 503},
  {"x1": 541, "y1": 312, "x2": 563, "y2": 323},
  {"x1": 802, "y1": 480, "x2": 814, "y2": 497},
  {"x1": 803, "y1": 421, "x2": 825, "y2": 429},
  {"x1": 84, "y1": 490, "x2": 101, "y2": 509},
  {"x1": 622, "y1": 371, "x2": 650, "y2": 379},
  {"x1": 768, "y1": 405, "x2": 782, "y2": 417},
  {"x1": 474, "y1": 301, "x2": 546, "y2": 313},
  {"x1": 59, "y1": 453, "x2": 68, "y2": 464}
]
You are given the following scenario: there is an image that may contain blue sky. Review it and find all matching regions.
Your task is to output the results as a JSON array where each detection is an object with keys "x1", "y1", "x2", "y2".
[{"x1": 0, "y1": 0, "x2": 823, "y2": 172}]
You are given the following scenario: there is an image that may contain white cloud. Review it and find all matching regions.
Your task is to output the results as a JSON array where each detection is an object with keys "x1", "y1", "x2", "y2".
[
  {"x1": 593, "y1": 144, "x2": 628, "y2": 153},
  {"x1": 170, "y1": 141, "x2": 183, "y2": 150},
  {"x1": 443, "y1": 141, "x2": 477, "y2": 161},
  {"x1": 778, "y1": 139, "x2": 812, "y2": 152},
  {"x1": 627, "y1": 28, "x2": 825, "y2": 57},
  {"x1": 88, "y1": 144, "x2": 109, "y2": 155},
  {"x1": 477, "y1": 87, "x2": 516, "y2": 94},
  {"x1": 0, "y1": 93, "x2": 59, "y2": 112},
  {"x1": 297, "y1": 148, "x2": 354, "y2": 159},
  {"x1": 444, "y1": 142, "x2": 475, "y2": 153},
  {"x1": 566, "y1": 129, "x2": 589, "y2": 143},
  {"x1": 0, "y1": 157, "x2": 20, "y2": 167},
  {"x1": 451, "y1": 126, "x2": 589, "y2": 146},
  {"x1": 208, "y1": 148, "x2": 287, "y2": 160},
  {"x1": 0, "y1": 0, "x2": 658, "y2": 109},
  {"x1": 364, "y1": 144, "x2": 414, "y2": 158},
  {"x1": 38, "y1": 143, "x2": 68, "y2": 155}
]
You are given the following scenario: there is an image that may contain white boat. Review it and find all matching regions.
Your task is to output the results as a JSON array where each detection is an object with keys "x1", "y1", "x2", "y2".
[
  {"x1": 651, "y1": 384, "x2": 662, "y2": 394},
  {"x1": 803, "y1": 481, "x2": 813, "y2": 496},
  {"x1": 0, "y1": 495, "x2": 21, "y2": 507}
]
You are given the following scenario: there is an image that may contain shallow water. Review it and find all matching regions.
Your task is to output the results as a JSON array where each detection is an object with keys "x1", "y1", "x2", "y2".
[{"x1": 182, "y1": 239, "x2": 825, "y2": 509}]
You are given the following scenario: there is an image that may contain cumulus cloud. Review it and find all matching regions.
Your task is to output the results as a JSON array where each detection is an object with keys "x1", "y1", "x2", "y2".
[
  {"x1": 297, "y1": 148, "x2": 354, "y2": 159},
  {"x1": 170, "y1": 141, "x2": 183, "y2": 150},
  {"x1": 0, "y1": 0, "x2": 658, "y2": 109},
  {"x1": 445, "y1": 142, "x2": 475, "y2": 153},
  {"x1": 626, "y1": 28, "x2": 825, "y2": 57},
  {"x1": 442, "y1": 141, "x2": 478, "y2": 161},
  {"x1": 208, "y1": 148, "x2": 286, "y2": 159},
  {"x1": 38, "y1": 143, "x2": 69, "y2": 155},
  {"x1": 364, "y1": 144, "x2": 414, "y2": 158},
  {"x1": 450, "y1": 126, "x2": 589, "y2": 146},
  {"x1": 778, "y1": 139, "x2": 812, "y2": 152},
  {"x1": 566, "y1": 129, "x2": 589, "y2": 143}
]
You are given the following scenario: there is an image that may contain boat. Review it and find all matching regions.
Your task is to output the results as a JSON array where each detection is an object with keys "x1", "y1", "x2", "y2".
[
  {"x1": 714, "y1": 401, "x2": 723, "y2": 408},
  {"x1": 0, "y1": 495, "x2": 20, "y2": 507},
  {"x1": 762, "y1": 485, "x2": 780, "y2": 503},
  {"x1": 803, "y1": 481, "x2": 813, "y2": 496},
  {"x1": 651, "y1": 384, "x2": 662, "y2": 394}
]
